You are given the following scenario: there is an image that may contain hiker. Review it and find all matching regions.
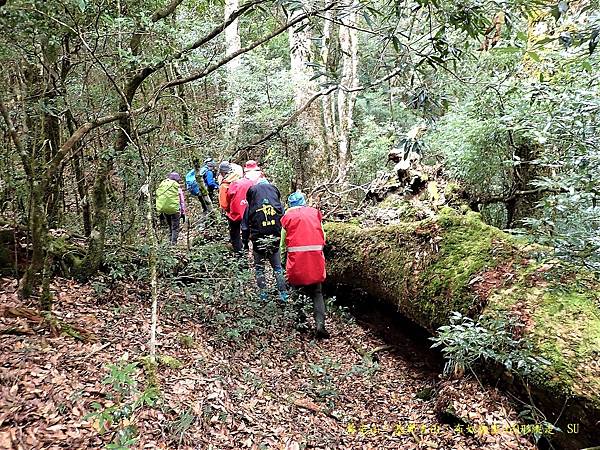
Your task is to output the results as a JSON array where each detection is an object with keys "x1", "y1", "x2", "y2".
[
  {"x1": 280, "y1": 191, "x2": 329, "y2": 339},
  {"x1": 185, "y1": 160, "x2": 213, "y2": 214},
  {"x1": 200, "y1": 158, "x2": 219, "y2": 197},
  {"x1": 243, "y1": 178, "x2": 288, "y2": 302},
  {"x1": 218, "y1": 161, "x2": 240, "y2": 213},
  {"x1": 218, "y1": 161, "x2": 243, "y2": 184},
  {"x1": 243, "y1": 160, "x2": 264, "y2": 182},
  {"x1": 156, "y1": 172, "x2": 186, "y2": 245},
  {"x1": 224, "y1": 168, "x2": 255, "y2": 253}
]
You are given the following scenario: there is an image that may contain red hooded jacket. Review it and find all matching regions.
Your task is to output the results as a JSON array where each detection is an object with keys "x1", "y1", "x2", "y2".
[
  {"x1": 226, "y1": 177, "x2": 254, "y2": 221},
  {"x1": 281, "y1": 206, "x2": 326, "y2": 286}
]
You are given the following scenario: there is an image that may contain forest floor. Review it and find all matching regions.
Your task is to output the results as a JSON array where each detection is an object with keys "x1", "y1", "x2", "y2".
[{"x1": 0, "y1": 219, "x2": 538, "y2": 450}]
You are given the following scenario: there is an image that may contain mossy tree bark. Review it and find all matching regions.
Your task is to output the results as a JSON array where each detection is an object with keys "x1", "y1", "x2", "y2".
[
  {"x1": 2, "y1": 60, "x2": 58, "y2": 307},
  {"x1": 324, "y1": 208, "x2": 600, "y2": 450},
  {"x1": 19, "y1": 181, "x2": 46, "y2": 302},
  {"x1": 66, "y1": 111, "x2": 92, "y2": 236},
  {"x1": 82, "y1": 1, "x2": 186, "y2": 276},
  {"x1": 83, "y1": 155, "x2": 111, "y2": 277}
]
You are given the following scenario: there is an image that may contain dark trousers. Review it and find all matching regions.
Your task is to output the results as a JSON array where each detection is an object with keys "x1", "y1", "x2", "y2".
[
  {"x1": 292, "y1": 283, "x2": 326, "y2": 330},
  {"x1": 227, "y1": 218, "x2": 242, "y2": 253},
  {"x1": 197, "y1": 193, "x2": 209, "y2": 212},
  {"x1": 253, "y1": 249, "x2": 287, "y2": 294},
  {"x1": 165, "y1": 212, "x2": 181, "y2": 245}
]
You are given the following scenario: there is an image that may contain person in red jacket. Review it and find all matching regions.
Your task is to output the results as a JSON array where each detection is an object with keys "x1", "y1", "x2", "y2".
[
  {"x1": 225, "y1": 174, "x2": 255, "y2": 253},
  {"x1": 280, "y1": 191, "x2": 329, "y2": 339}
]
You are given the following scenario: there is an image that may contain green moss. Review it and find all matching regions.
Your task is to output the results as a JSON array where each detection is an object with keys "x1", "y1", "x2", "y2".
[
  {"x1": 140, "y1": 356, "x2": 160, "y2": 390},
  {"x1": 528, "y1": 287, "x2": 600, "y2": 401},
  {"x1": 444, "y1": 182, "x2": 461, "y2": 197},
  {"x1": 325, "y1": 205, "x2": 600, "y2": 445},
  {"x1": 326, "y1": 210, "x2": 516, "y2": 328},
  {"x1": 483, "y1": 265, "x2": 600, "y2": 404},
  {"x1": 158, "y1": 354, "x2": 184, "y2": 369},
  {"x1": 415, "y1": 211, "x2": 515, "y2": 326},
  {"x1": 178, "y1": 334, "x2": 195, "y2": 349}
]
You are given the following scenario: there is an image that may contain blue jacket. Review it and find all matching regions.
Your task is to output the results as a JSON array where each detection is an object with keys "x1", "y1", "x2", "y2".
[{"x1": 200, "y1": 166, "x2": 219, "y2": 190}]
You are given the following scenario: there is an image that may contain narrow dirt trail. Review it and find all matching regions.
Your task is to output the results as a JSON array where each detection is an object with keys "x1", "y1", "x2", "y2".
[{"x1": 0, "y1": 224, "x2": 537, "y2": 449}]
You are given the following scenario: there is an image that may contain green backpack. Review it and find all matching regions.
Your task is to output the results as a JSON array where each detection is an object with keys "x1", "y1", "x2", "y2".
[{"x1": 155, "y1": 179, "x2": 180, "y2": 214}]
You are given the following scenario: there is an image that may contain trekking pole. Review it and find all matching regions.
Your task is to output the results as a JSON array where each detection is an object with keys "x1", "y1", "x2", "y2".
[{"x1": 186, "y1": 212, "x2": 191, "y2": 251}]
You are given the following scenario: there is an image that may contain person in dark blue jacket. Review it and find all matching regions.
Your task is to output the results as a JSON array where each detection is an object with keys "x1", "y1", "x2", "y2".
[
  {"x1": 186, "y1": 159, "x2": 213, "y2": 214},
  {"x1": 243, "y1": 178, "x2": 288, "y2": 302},
  {"x1": 200, "y1": 158, "x2": 219, "y2": 196}
]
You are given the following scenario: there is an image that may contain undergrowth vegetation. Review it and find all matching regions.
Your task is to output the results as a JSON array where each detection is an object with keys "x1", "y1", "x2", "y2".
[{"x1": 430, "y1": 311, "x2": 550, "y2": 379}]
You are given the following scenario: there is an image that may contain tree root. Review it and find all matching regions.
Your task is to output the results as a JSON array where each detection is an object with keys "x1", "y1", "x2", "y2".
[{"x1": 0, "y1": 306, "x2": 97, "y2": 342}]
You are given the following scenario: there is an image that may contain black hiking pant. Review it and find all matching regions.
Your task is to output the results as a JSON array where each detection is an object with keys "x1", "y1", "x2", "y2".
[
  {"x1": 197, "y1": 193, "x2": 209, "y2": 212},
  {"x1": 228, "y1": 218, "x2": 242, "y2": 253},
  {"x1": 292, "y1": 283, "x2": 326, "y2": 332}
]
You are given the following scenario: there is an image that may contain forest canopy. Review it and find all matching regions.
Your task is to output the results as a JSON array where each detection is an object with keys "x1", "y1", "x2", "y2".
[
  {"x1": 1, "y1": 0, "x2": 599, "y2": 295},
  {"x1": 1, "y1": 0, "x2": 600, "y2": 449}
]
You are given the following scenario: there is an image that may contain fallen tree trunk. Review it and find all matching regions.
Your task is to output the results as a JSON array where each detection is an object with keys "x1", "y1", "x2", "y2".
[
  {"x1": 324, "y1": 207, "x2": 600, "y2": 450},
  {"x1": 0, "y1": 225, "x2": 85, "y2": 277}
]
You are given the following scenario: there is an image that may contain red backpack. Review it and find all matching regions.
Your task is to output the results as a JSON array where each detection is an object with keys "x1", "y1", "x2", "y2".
[{"x1": 226, "y1": 177, "x2": 254, "y2": 221}]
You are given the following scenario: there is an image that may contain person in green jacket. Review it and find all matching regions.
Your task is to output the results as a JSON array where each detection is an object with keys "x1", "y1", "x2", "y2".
[{"x1": 156, "y1": 172, "x2": 187, "y2": 245}]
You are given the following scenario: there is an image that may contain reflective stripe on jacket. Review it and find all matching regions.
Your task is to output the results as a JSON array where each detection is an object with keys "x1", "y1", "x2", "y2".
[{"x1": 280, "y1": 206, "x2": 326, "y2": 286}]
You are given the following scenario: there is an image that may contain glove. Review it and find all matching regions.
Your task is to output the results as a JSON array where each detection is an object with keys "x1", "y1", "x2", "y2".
[{"x1": 180, "y1": 214, "x2": 186, "y2": 223}]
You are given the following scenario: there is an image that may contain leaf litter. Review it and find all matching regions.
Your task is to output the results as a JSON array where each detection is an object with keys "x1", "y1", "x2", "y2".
[{"x1": 0, "y1": 239, "x2": 536, "y2": 449}]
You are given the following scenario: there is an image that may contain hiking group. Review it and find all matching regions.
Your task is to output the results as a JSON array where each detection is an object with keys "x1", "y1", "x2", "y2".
[{"x1": 155, "y1": 158, "x2": 330, "y2": 339}]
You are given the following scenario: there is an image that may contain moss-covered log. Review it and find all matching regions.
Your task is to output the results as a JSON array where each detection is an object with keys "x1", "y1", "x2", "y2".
[
  {"x1": 0, "y1": 225, "x2": 84, "y2": 277},
  {"x1": 325, "y1": 207, "x2": 600, "y2": 450}
]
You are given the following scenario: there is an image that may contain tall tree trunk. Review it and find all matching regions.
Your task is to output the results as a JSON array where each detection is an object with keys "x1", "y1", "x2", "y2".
[
  {"x1": 42, "y1": 110, "x2": 62, "y2": 229},
  {"x1": 173, "y1": 64, "x2": 190, "y2": 142},
  {"x1": 288, "y1": 2, "x2": 324, "y2": 186},
  {"x1": 320, "y1": 9, "x2": 337, "y2": 160},
  {"x1": 84, "y1": 153, "x2": 112, "y2": 276},
  {"x1": 13, "y1": 62, "x2": 54, "y2": 305},
  {"x1": 225, "y1": 0, "x2": 242, "y2": 153},
  {"x1": 336, "y1": 0, "x2": 359, "y2": 181},
  {"x1": 66, "y1": 112, "x2": 92, "y2": 236},
  {"x1": 19, "y1": 179, "x2": 46, "y2": 302}
]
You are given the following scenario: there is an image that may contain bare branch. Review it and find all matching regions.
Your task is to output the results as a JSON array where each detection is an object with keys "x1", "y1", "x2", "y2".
[
  {"x1": 151, "y1": 0, "x2": 185, "y2": 22},
  {"x1": 0, "y1": 98, "x2": 32, "y2": 178},
  {"x1": 346, "y1": 64, "x2": 406, "y2": 93},
  {"x1": 477, "y1": 187, "x2": 570, "y2": 205},
  {"x1": 238, "y1": 85, "x2": 338, "y2": 154},
  {"x1": 154, "y1": 2, "x2": 336, "y2": 95},
  {"x1": 45, "y1": 110, "x2": 134, "y2": 181}
]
